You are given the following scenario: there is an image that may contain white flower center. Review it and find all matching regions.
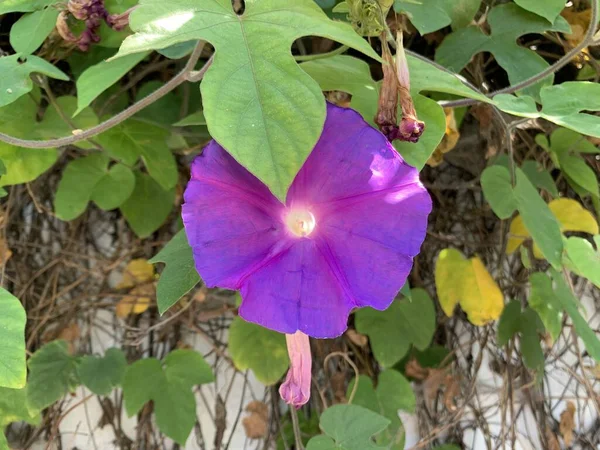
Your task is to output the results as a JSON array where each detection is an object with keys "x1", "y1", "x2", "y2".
[{"x1": 285, "y1": 209, "x2": 316, "y2": 237}]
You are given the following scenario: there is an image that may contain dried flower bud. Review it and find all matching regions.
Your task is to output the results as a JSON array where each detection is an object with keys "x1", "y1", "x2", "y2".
[
  {"x1": 346, "y1": 0, "x2": 387, "y2": 37},
  {"x1": 67, "y1": 0, "x2": 91, "y2": 20},
  {"x1": 279, "y1": 331, "x2": 311, "y2": 408},
  {"x1": 374, "y1": 31, "x2": 425, "y2": 143},
  {"x1": 107, "y1": 6, "x2": 135, "y2": 31},
  {"x1": 56, "y1": 11, "x2": 78, "y2": 43}
]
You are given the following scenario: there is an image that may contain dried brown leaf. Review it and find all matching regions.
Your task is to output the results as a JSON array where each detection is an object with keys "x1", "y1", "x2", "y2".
[
  {"x1": 559, "y1": 401, "x2": 576, "y2": 446},
  {"x1": 345, "y1": 328, "x2": 368, "y2": 347},
  {"x1": 116, "y1": 283, "x2": 154, "y2": 318}
]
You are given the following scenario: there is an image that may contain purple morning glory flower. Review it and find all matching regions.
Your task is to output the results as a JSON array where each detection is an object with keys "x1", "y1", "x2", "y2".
[{"x1": 182, "y1": 103, "x2": 431, "y2": 339}]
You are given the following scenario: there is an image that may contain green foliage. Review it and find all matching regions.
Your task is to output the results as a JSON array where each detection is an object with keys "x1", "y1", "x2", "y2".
[
  {"x1": 0, "y1": 54, "x2": 68, "y2": 108},
  {"x1": 513, "y1": 0, "x2": 565, "y2": 22},
  {"x1": 564, "y1": 236, "x2": 600, "y2": 289},
  {"x1": 174, "y1": 110, "x2": 207, "y2": 127},
  {"x1": 0, "y1": 386, "x2": 39, "y2": 428},
  {"x1": 77, "y1": 348, "x2": 127, "y2": 396},
  {"x1": 0, "y1": 288, "x2": 26, "y2": 389},
  {"x1": 348, "y1": 370, "x2": 415, "y2": 449},
  {"x1": 277, "y1": 410, "x2": 320, "y2": 450},
  {"x1": 9, "y1": 6, "x2": 59, "y2": 55},
  {"x1": 0, "y1": 0, "x2": 59, "y2": 13},
  {"x1": 75, "y1": 52, "x2": 149, "y2": 115},
  {"x1": 122, "y1": 349, "x2": 213, "y2": 445},
  {"x1": 355, "y1": 288, "x2": 436, "y2": 367},
  {"x1": 436, "y1": 3, "x2": 570, "y2": 98},
  {"x1": 495, "y1": 82, "x2": 600, "y2": 138},
  {"x1": 482, "y1": 165, "x2": 563, "y2": 267},
  {"x1": 115, "y1": 0, "x2": 379, "y2": 200},
  {"x1": 27, "y1": 340, "x2": 79, "y2": 410},
  {"x1": 529, "y1": 273, "x2": 563, "y2": 343},
  {"x1": 149, "y1": 229, "x2": 201, "y2": 314},
  {"x1": 306, "y1": 404, "x2": 390, "y2": 450},
  {"x1": 228, "y1": 317, "x2": 289, "y2": 385},
  {"x1": 394, "y1": 0, "x2": 481, "y2": 33},
  {"x1": 497, "y1": 301, "x2": 545, "y2": 371},
  {"x1": 550, "y1": 269, "x2": 600, "y2": 361},
  {"x1": 120, "y1": 171, "x2": 175, "y2": 238}
]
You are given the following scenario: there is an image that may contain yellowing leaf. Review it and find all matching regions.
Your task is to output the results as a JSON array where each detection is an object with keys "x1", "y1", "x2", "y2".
[
  {"x1": 0, "y1": 238, "x2": 12, "y2": 266},
  {"x1": 561, "y1": 8, "x2": 591, "y2": 51},
  {"x1": 435, "y1": 248, "x2": 504, "y2": 326},
  {"x1": 117, "y1": 258, "x2": 155, "y2": 289},
  {"x1": 116, "y1": 284, "x2": 154, "y2": 318},
  {"x1": 559, "y1": 401, "x2": 576, "y2": 446},
  {"x1": 427, "y1": 108, "x2": 460, "y2": 167},
  {"x1": 507, "y1": 198, "x2": 599, "y2": 257}
]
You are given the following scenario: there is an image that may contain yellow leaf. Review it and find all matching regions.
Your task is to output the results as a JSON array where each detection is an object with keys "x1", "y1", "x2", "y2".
[
  {"x1": 117, "y1": 258, "x2": 155, "y2": 289},
  {"x1": 427, "y1": 108, "x2": 460, "y2": 167},
  {"x1": 116, "y1": 283, "x2": 154, "y2": 318},
  {"x1": 507, "y1": 198, "x2": 599, "y2": 257},
  {"x1": 0, "y1": 238, "x2": 12, "y2": 266},
  {"x1": 561, "y1": 8, "x2": 591, "y2": 51},
  {"x1": 435, "y1": 249, "x2": 504, "y2": 325}
]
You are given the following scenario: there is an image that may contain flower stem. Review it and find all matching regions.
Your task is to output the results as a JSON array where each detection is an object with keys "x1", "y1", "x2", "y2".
[{"x1": 290, "y1": 407, "x2": 305, "y2": 450}]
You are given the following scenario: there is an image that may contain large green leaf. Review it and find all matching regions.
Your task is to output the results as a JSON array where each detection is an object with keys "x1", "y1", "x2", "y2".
[
  {"x1": 306, "y1": 404, "x2": 390, "y2": 450},
  {"x1": 115, "y1": 0, "x2": 379, "y2": 200},
  {"x1": 513, "y1": 168, "x2": 563, "y2": 268},
  {"x1": 529, "y1": 272, "x2": 563, "y2": 342},
  {"x1": 480, "y1": 165, "x2": 517, "y2": 219},
  {"x1": 9, "y1": 7, "x2": 59, "y2": 55},
  {"x1": 0, "y1": 387, "x2": 39, "y2": 428},
  {"x1": 90, "y1": 163, "x2": 136, "y2": 210},
  {"x1": 514, "y1": 0, "x2": 565, "y2": 22},
  {"x1": 27, "y1": 340, "x2": 79, "y2": 410},
  {"x1": 228, "y1": 317, "x2": 288, "y2": 385},
  {"x1": 349, "y1": 370, "x2": 414, "y2": 449},
  {"x1": 75, "y1": 52, "x2": 150, "y2": 115},
  {"x1": 550, "y1": 268, "x2": 600, "y2": 361},
  {"x1": 149, "y1": 230, "x2": 201, "y2": 314},
  {"x1": 495, "y1": 82, "x2": 600, "y2": 138},
  {"x1": 0, "y1": 289, "x2": 26, "y2": 389},
  {"x1": 436, "y1": 3, "x2": 570, "y2": 99},
  {"x1": 0, "y1": 54, "x2": 68, "y2": 108},
  {"x1": 97, "y1": 119, "x2": 177, "y2": 190},
  {"x1": 394, "y1": 0, "x2": 481, "y2": 34},
  {"x1": 120, "y1": 171, "x2": 175, "y2": 238},
  {"x1": 122, "y1": 350, "x2": 212, "y2": 445},
  {"x1": 78, "y1": 348, "x2": 127, "y2": 396},
  {"x1": 0, "y1": 0, "x2": 59, "y2": 13},
  {"x1": 0, "y1": 145, "x2": 57, "y2": 187},
  {"x1": 355, "y1": 288, "x2": 436, "y2": 367}
]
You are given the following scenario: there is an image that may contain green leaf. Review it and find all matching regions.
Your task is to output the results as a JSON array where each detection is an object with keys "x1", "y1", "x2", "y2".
[
  {"x1": 90, "y1": 163, "x2": 136, "y2": 210},
  {"x1": 54, "y1": 153, "x2": 110, "y2": 221},
  {"x1": 98, "y1": 119, "x2": 177, "y2": 190},
  {"x1": 394, "y1": 0, "x2": 481, "y2": 34},
  {"x1": 529, "y1": 272, "x2": 563, "y2": 342},
  {"x1": 547, "y1": 128, "x2": 600, "y2": 155},
  {"x1": 355, "y1": 288, "x2": 436, "y2": 367},
  {"x1": 120, "y1": 171, "x2": 175, "y2": 238},
  {"x1": 37, "y1": 96, "x2": 99, "y2": 150},
  {"x1": 228, "y1": 317, "x2": 288, "y2": 385},
  {"x1": 495, "y1": 83, "x2": 600, "y2": 138},
  {"x1": 564, "y1": 236, "x2": 600, "y2": 288},
  {"x1": 123, "y1": 351, "x2": 211, "y2": 445},
  {"x1": 115, "y1": 0, "x2": 380, "y2": 201},
  {"x1": 0, "y1": 386, "x2": 39, "y2": 427},
  {"x1": 557, "y1": 154, "x2": 599, "y2": 198},
  {"x1": 96, "y1": 0, "x2": 138, "y2": 48},
  {"x1": 481, "y1": 165, "x2": 517, "y2": 219},
  {"x1": 0, "y1": 289, "x2": 26, "y2": 389},
  {"x1": 520, "y1": 308, "x2": 545, "y2": 371},
  {"x1": 149, "y1": 230, "x2": 201, "y2": 314},
  {"x1": 306, "y1": 404, "x2": 390, "y2": 450},
  {"x1": 0, "y1": 144, "x2": 58, "y2": 187},
  {"x1": 9, "y1": 7, "x2": 59, "y2": 54},
  {"x1": 123, "y1": 358, "x2": 165, "y2": 416},
  {"x1": 174, "y1": 110, "x2": 206, "y2": 127},
  {"x1": 514, "y1": 0, "x2": 565, "y2": 22},
  {"x1": 27, "y1": 340, "x2": 79, "y2": 410},
  {"x1": 78, "y1": 348, "x2": 127, "y2": 396},
  {"x1": 513, "y1": 168, "x2": 563, "y2": 268},
  {"x1": 520, "y1": 160, "x2": 559, "y2": 198},
  {"x1": 0, "y1": 0, "x2": 59, "y2": 13},
  {"x1": 550, "y1": 268, "x2": 600, "y2": 361},
  {"x1": 0, "y1": 54, "x2": 68, "y2": 108},
  {"x1": 436, "y1": 3, "x2": 570, "y2": 99},
  {"x1": 497, "y1": 301, "x2": 522, "y2": 346},
  {"x1": 134, "y1": 81, "x2": 182, "y2": 125},
  {"x1": 75, "y1": 52, "x2": 149, "y2": 115},
  {"x1": 163, "y1": 349, "x2": 214, "y2": 388},
  {"x1": 348, "y1": 370, "x2": 415, "y2": 449}
]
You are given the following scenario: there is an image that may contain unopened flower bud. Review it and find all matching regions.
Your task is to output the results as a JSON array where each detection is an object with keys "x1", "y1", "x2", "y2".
[{"x1": 279, "y1": 331, "x2": 311, "y2": 408}]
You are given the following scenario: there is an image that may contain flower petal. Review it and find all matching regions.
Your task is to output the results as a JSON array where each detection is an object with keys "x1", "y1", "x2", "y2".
[
  {"x1": 320, "y1": 182, "x2": 431, "y2": 310},
  {"x1": 287, "y1": 103, "x2": 417, "y2": 205},
  {"x1": 238, "y1": 239, "x2": 352, "y2": 338},
  {"x1": 182, "y1": 142, "x2": 286, "y2": 289}
]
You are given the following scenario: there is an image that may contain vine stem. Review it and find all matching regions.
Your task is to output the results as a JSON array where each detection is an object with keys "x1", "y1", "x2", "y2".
[
  {"x1": 294, "y1": 44, "x2": 349, "y2": 62},
  {"x1": 0, "y1": 41, "x2": 212, "y2": 149},
  {"x1": 290, "y1": 406, "x2": 305, "y2": 450}
]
